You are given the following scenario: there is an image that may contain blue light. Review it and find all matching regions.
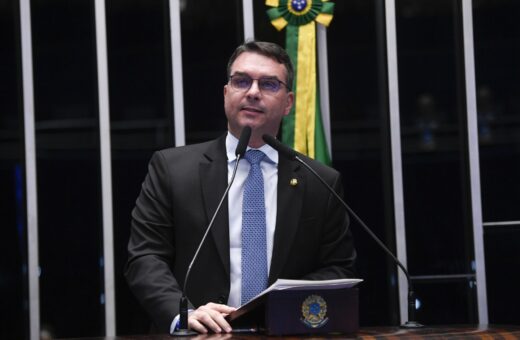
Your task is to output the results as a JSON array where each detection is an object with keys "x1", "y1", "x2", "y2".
[{"x1": 415, "y1": 298, "x2": 422, "y2": 310}]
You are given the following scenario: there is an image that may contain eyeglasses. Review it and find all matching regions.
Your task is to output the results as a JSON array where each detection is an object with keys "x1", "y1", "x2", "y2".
[{"x1": 228, "y1": 74, "x2": 290, "y2": 94}]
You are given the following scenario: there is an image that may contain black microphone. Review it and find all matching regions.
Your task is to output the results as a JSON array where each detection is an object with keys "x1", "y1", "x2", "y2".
[
  {"x1": 235, "y1": 125, "x2": 251, "y2": 158},
  {"x1": 173, "y1": 126, "x2": 252, "y2": 336},
  {"x1": 262, "y1": 134, "x2": 423, "y2": 329}
]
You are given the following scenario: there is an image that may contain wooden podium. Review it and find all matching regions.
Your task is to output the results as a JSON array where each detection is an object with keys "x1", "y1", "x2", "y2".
[
  {"x1": 227, "y1": 287, "x2": 359, "y2": 335},
  {"x1": 56, "y1": 324, "x2": 520, "y2": 339}
]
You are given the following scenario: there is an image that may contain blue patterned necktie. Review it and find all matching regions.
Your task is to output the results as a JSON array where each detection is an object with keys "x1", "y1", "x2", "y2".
[{"x1": 241, "y1": 149, "x2": 268, "y2": 305}]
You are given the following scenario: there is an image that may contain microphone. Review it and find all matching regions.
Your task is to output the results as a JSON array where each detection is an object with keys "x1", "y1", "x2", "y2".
[
  {"x1": 235, "y1": 125, "x2": 251, "y2": 158},
  {"x1": 262, "y1": 134, "x2": 423, "y2": 329},
  {"x1": 172, "y1": 126, "x2": 252, "y2": 335}
]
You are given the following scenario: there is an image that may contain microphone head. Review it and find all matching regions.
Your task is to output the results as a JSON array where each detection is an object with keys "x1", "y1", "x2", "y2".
[
  {"x1": 235, "y1": 126, "x2": 252, "y2": 157},
  {"x1": 262, "y1": 134, "x2": 297, "y2": 160}
]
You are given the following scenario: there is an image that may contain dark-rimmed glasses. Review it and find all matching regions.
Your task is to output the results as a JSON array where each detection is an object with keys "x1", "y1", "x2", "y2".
[{"x1": 228, "y1": 74, "x2": 290, "y2": 94}]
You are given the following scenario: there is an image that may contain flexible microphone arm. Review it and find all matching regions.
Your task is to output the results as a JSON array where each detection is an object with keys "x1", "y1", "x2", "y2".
[
  {"x1": 262, "y1": 134, "x2": 423, "y2": 329},
  {"x1": 173, "y1": 127, "x2": 252, "y2": 335}
]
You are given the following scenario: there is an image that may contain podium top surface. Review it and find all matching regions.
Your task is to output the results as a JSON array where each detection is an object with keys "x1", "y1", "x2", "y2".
[{"x1": 57, "y1": 325, "x2": 520, "y2": 339}]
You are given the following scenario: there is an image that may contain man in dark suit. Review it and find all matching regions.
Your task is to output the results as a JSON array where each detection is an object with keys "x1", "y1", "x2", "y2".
[{"x1": 125, "y1": 41, "x2": 356, "y2": 334}]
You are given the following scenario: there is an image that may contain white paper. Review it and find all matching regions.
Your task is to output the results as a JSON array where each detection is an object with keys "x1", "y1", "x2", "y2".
[{"x1": 241, "y1": 278, "x2": 363, "y2": 308}]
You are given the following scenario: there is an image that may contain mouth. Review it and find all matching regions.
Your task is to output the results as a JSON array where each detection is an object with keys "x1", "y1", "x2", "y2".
[{"x1": 241, "y1": 106, "x2": 264, "y2": 114}]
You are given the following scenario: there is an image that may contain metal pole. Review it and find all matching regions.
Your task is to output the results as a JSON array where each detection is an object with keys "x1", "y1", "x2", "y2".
[
  {"x1": 94, "y1": 0, "x2": 116, "y2": 334},
  {"x1": 169, "y1": 0, "x2": 186, "y2": 146},
  {"x1": 461, "y1": 0, "x2": 488, "y2": 324},
  {"x1": 317, "y1": 24, "x2": 332, "y2": 158},
  {"x1": 384, "y1": 0, "x2": 409, "y2": 323},
  {"x1": 20, "y1": 0, "x2": 40, "y2": 338},
  {"x1": 242, "y1": 0, "x2": 255, "y2": 40}
]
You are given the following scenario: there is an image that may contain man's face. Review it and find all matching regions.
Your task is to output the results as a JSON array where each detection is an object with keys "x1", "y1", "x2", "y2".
[{"x1": 224, "y1": 52, "x2": 294, "y2": 146}]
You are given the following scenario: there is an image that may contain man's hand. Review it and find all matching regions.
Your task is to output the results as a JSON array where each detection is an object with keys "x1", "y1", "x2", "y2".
[{"x1": 188, "y1": 302, "x2": 237, "y2": 334}]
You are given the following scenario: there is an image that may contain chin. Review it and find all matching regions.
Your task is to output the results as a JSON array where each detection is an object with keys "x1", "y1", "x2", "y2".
[{"x1": 238, "y1": 120, "x2": 260, "y2": 131}]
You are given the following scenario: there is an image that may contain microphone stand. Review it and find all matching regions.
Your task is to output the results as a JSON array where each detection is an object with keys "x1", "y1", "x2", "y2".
[
  {"x1": 173, "y1": 127, "x2": 251, "y2": 335},
  {"x1": 172, "y1": 156, "x2": 242, "y2": 336},
  {"x1": 295, "y1": 155, "x2": 423, "y2": 329},
  {"x1": 262, "y1": 133, "x2": 423, "y2": 328}
]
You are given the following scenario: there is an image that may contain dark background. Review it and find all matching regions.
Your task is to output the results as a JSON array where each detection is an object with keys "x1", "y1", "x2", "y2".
[{"x1": 1, "y1": 0, "x2": 519, "y2": 338}]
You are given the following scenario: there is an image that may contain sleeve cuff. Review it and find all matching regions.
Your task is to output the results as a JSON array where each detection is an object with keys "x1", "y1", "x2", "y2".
[
  {"x1": 170, "y1": 310, "x2": 194, "y2": 334},
  {"x1": 170, "y1": 314, "x2": 180, "y2": 334}
]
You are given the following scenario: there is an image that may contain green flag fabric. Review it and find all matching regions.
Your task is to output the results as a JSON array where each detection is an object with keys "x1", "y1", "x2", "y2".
[{"x1": 266, "y1": 0, "x2": 334, "y2": 165}]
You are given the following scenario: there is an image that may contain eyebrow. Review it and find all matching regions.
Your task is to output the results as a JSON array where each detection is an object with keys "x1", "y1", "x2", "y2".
[{"x1": 232, "y1": 71, "x2": 279, "y2": 80}]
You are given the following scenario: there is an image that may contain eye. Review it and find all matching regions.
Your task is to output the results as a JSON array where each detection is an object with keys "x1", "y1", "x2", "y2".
[
  {"x1": 259, "y1": 78, "x2": 280, "y2": 92},
  {"x1": 231, "y1": 75, "x2": 252, "y2": 89}
]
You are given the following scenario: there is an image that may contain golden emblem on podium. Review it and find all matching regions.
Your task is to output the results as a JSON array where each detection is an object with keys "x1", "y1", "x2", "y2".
[{"x1": 301, "y1": 294, "x2": 329, "y2": 328}]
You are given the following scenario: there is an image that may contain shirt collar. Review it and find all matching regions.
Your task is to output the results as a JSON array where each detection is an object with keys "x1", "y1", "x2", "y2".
[{"x1": 226, "y1": 132, "x2": 279, "y2": 165}]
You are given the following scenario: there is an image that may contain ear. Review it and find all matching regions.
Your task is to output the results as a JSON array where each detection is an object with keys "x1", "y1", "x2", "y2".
[
  {"x1": 283, "y1": 91, "x2": 294, "y2": 116},
  {"x1": 224, "y1": 84, "x2": 228, "y2": 97}
]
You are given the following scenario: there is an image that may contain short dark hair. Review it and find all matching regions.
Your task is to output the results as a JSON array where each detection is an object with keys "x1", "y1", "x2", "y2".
[{"x1": 226, "y1": 41, "x2": 294, "y2": 91}]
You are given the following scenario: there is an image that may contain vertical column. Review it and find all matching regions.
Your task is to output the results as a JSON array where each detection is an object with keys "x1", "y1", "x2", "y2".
[
  {"x1": 317, "y1": 24, "x2": 332, "y2": 157},
  {"x1": 384, "y1": 0, "x2": 409, "y2": 323},
  {"x1": 169, "y1": 0, "x2": 185, "y2": 147},
  {"x1": 461, "y1": 0, "x2": 488, "y2": 324},
  {"x1": 19, "y1": 0, "x2": 39, "y2": 339},
  {"x1": 242, "y1": 0, "x2": 255, "y2": 40},
  {"x1": 94, "y1": 0, "x2": 116, "y2": 335}
]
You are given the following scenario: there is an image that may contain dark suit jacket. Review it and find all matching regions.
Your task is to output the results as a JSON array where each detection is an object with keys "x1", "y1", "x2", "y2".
[{"x1": 125, "y1": 135, "x2": 356, "y2": 333}]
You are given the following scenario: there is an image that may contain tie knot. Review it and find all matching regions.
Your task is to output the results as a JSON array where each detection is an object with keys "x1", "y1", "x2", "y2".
[{"x1": 244, "y1": 150, "x2": 266, "y2": 165}]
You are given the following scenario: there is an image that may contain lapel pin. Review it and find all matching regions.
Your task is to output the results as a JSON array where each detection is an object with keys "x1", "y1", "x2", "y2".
[{"x1": 290, "y1": 178, "x2": 298, "y2": 186}]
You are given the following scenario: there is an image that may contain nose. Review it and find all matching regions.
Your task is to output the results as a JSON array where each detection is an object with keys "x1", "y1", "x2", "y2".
[{"x1": 246, "y1": 79, "x2": 261, "y2": 100}]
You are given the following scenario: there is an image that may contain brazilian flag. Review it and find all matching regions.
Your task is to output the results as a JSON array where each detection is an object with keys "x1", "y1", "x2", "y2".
[{"x1": 266, "y1": 0, "x2": 334, "y2": 165}]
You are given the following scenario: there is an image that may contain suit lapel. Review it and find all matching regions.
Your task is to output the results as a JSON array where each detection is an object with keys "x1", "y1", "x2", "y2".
[
  {"x1": 268, "y1": 156, "x2": 304, "y2": 284},
  {"x1": 200, "y1": 136, "x2": 230, "y2": 277}
]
